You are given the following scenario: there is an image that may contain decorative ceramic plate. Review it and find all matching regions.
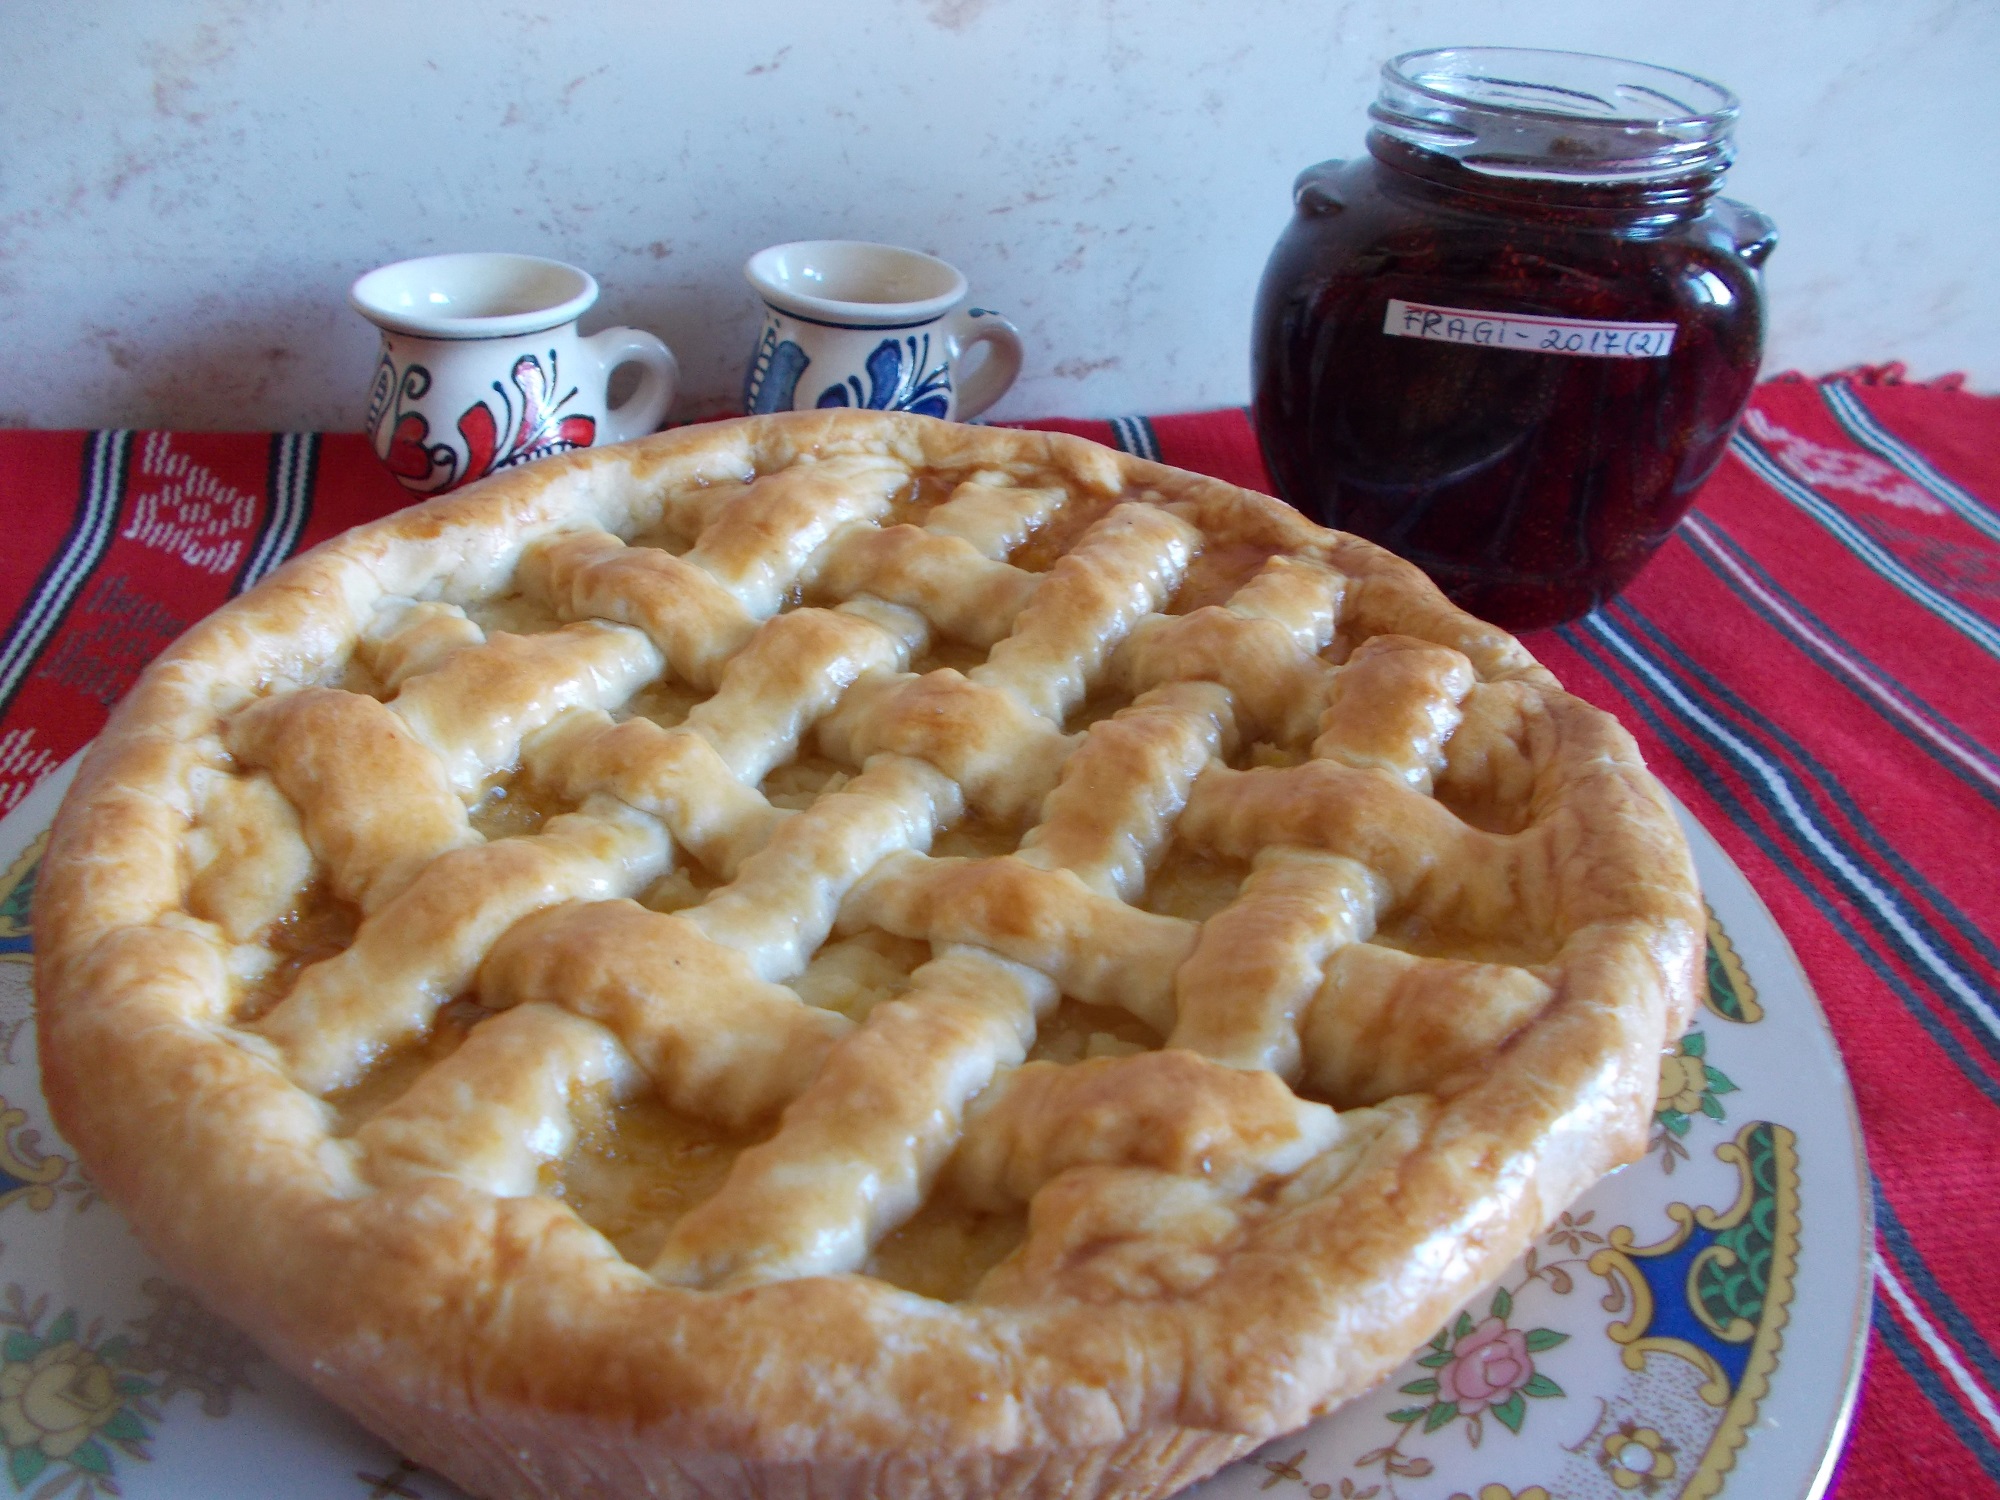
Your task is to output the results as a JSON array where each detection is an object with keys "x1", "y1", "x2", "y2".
[{"x1": 0, "y1": 754, "x2": 1868, "y2": 1500}]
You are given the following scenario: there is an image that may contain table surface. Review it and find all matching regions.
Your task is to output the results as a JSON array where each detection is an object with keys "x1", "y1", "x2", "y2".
[{"x1": 3, "y1": 376, "x2": 1997, "y2": 1497}]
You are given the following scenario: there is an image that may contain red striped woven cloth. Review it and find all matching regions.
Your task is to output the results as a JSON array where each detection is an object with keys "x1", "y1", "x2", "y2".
[{"x1": 2, "y1": 377, "x2": 1997, "y2": 1496}]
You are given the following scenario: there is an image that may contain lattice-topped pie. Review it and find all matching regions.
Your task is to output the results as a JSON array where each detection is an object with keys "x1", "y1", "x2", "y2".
[{"x1": 36, "y1": 412, "x2": 1701, "y2": 1500}]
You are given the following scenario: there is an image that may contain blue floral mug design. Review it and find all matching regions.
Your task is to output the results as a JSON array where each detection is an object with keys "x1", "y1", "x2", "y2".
[{"x1": 742, "y1": 241, "x2": 1023, "y2": 421}]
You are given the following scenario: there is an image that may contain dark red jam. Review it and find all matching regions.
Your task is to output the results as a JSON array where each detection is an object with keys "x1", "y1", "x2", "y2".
[{"x1": 1252, "y1": 53, "x2": 1774, "y2": 630}]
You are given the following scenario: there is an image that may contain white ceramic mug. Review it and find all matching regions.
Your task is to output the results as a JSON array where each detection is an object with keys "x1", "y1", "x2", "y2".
[
  {"x1": 742, "y1": 241, "x2": 1023, "y2": 421},
  {"x1": 352, "y1": 252, "x2": 678, "y2": 496}
]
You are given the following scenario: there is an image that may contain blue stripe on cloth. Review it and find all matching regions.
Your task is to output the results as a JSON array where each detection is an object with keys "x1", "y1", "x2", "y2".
[
  {"x1": 1874, "y1": 1287, "x2": 2000, "y2": 1485},
  {"x1": 237, "y1": 432, "x2": 319, "y2": 594},
  {"x1": 1821, "y1": 381, "x2": 2000, "y2": 543},
  {"x1": 1609, "y1": 600, "x2": 2000, "y2": 995},
  {"x1": 1681, "y1": 516, "x2": 2000, "y2": 807},
  {"x1": 1136, "y1": 416, "x2": 1161, "y2": 463},
  {"x1": 1731, "y1": 430, "x2": 2000, "y2": 660},
  {"x1": 1108, "y1": 416, "x2": 1161, "y2": 463},
  {"x1": 1590, "y1": 606, "x2": 2000, "y2": 1061},
  {"x1": 1555, "y1": 620, "x2": 2000, "y2": 1109},
  {"x1": 0, "y1": 430, "x2": 127, "y2": 717},
  {"x1": 1875, "y1": 1180, "x2": 2000, "y2": 1400}
]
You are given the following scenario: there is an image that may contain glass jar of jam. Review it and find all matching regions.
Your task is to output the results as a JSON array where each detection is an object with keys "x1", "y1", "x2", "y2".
[{"x1": 1252, "y1": 48, "x2": 1776, "y2": 629}]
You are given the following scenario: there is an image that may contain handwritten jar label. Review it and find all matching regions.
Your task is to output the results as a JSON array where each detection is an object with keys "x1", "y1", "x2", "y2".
[{"x1": 1383, "y1": 299, "x2": 1676, "y2": 358}]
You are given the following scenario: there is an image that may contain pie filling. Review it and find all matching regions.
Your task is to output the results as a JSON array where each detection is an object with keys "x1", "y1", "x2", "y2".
[{"x1": 552, "y1": 1094, "x2": 765, "y2": 1269}]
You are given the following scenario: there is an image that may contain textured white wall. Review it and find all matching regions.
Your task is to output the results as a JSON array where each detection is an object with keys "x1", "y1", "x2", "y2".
[{"x1": 2, "y1": 0, "x2": 1994, "y2": 432}]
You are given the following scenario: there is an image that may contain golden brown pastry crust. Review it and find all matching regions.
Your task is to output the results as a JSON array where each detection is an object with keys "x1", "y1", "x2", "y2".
[{"x1": 35, "y1": 411, "x2": 1701, "y2": 1500}]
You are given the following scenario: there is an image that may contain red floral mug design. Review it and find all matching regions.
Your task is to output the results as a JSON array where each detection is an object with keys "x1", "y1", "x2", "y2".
[
  {"x1": 369, "y1": 349, "x2": 599, "y2": 494},
  {"x1": 353, "y1": 253, "x2": 677, "y2": 497}
]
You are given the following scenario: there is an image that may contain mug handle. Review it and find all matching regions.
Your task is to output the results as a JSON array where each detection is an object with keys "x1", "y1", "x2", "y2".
[
  {"x1": 582, "y1": 327, "x2": 679, "y2": 443},
  {"x1": 945, "y1": 307, "x2": 1024, "y2": 421}
]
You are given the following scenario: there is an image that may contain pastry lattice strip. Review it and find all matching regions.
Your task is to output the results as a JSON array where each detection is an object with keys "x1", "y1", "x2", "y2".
[
  {"x1": 236, "y1": 460, "x2": 926, "y2": 1088},
  {"x1": 203, "y1": 468, "x2": 1126, "y2": 1104},
  {"x1": 194, "y1": 450, "x2": 1580, "y2": 1301},
  {"x1": 654, "y1": 674, "x2": 1247, "y2": 1289}
]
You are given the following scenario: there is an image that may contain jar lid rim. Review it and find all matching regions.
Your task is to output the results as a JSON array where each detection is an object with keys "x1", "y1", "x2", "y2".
[
  {"x1": 1374, "y1": 47, "x2": 1739, "y2": 184},
  {"x1": 1383, "y1": 47, "x2": 1739, "y2": 126}
]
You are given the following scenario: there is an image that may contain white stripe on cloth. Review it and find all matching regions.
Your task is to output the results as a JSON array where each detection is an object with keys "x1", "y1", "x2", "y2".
[
  {"x1": 1730, "y1": 433, "x2": 2000, "y2": 662},
  {"x1": 1878, "y1": 1252, "x2": 2000, "y2": 1444},
  {"x1": 240, "y1": 431, "x2": 317, "y2": 591},
  {"x1": 1109, "y1": 415, "x2": 1161, "y2": 463},
  {"x1": 1821, "y1": 382, "x2": 2000, "y2": 544},
  {"x1": 1684, "y1": 516, "x2": 2000, "y2": 795},
  {"x1": 1586, "y1": 612, "x2": 2000, "y2": 1050},
  {"x1": 0, "y1": 430, "x2": 127, "y2": 710}
]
